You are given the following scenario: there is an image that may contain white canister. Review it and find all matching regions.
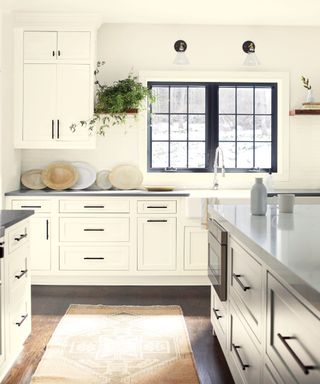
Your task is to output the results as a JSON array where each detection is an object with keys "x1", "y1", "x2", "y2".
[
  {"x1": 278, "y1": 194, "x2": 295, "y2": 213},
  {"x1": 251, "y1": 177, "x2": 267, "y2": 216}
]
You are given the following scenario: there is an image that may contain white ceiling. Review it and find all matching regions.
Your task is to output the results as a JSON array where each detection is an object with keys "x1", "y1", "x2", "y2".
[{"x1": 2, "y1": 0, "x2": 320, "y2": 26}]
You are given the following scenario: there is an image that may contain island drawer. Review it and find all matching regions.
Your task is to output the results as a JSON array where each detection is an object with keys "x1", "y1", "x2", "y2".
[
  {"x1": 59, "y1": 217, "x2": 130, "y2": 242},
  {"x1": 229, "y1": 302, "x2": 262, "y2": 384},
  {"x1": 59, "y1": 246, "x2": 130, "y2": 271},
  {"x1": 266, "y1": 273, "x2": 320, "y2": 384},
  {"x1": 9, "y1": 293, "x2": 31, "y2": 354},
  {"x1": 8, "y1": 221, "x2": 29, "y2": 254},
  {"x1": 137, "y1": 200, "x2": 176, "y2": 214},
  {"x1": 11, "y1": 199, "x2": 52, "y2": 213},
  {"x1": 59, "y1": 199, "x2": 130, "y2": 213},
  {"x1": 211, "y1": 286, "x2": 227, "y2": 350},
  {"x1": 230, "y1": 237, "x2": 263, "y2": 342},
  {"x1": 8, "y1": 245, "x2": 29, "y2": 298}
]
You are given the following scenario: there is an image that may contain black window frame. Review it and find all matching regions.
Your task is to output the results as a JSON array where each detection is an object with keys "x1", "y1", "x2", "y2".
[{"x1": 147, "y1": 81, "x2": 278, "y2": 173}]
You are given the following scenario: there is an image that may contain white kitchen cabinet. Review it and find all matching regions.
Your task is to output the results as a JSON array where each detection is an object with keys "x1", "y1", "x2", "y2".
[
  {"x1": 137, "y1": 217, "x2": 177, "y2": 271},
  {"x1": 184, "y1": 226, "x2": 208, "y2": 270},
  {"x1": 210, "y1": 286, "x2": 227, "y2": 351},
  {"x1": 15, "y1": 28, "x2": 95, "y2": 149},
  {"x1": 24, "y1": 31, "x2": 91, "y2": 62},
  {"x1": 266, "y1": 273, "x2": 320, "y2": 384},
  {"x1": 29, "y1": 217, "x2": 51, "y2": 271},
  {"x1": 22, "y1": 63, "x2": 92, "y2": 146}
]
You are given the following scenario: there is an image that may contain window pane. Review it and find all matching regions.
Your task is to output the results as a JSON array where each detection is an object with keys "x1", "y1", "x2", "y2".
[
  {"x1": 255, "y1": 142, "x2": 271, "y2": 168},
  {"x1": 219, "y1": 88, "x2": 235, "y2": 113},
  {"x1": 152, "y1": 142, "x2": 168, "y2": 168},
  {"x1": 152, "y1": 87, "x2": 169, "y2": 113},
  {"x1": 151, "y1": 115, "x2": 168, "y2": 140},
  {"x1": 219, "y1": 115, "x2": 235, "y2": 141},
  {"x1": 237, "y1": 115, "x2": 253, "y2": 141},
  {"x1": 237, "y1": 143, "x2": 253, "y2": 168},
  {"x1": 189, "y1": 115, "x2": 205, "y2": 140},
  {"x1": 255, "y1": 116, "x2": 271, "y2": 141},
  {"x1": 237, "y1": 88, "x2": 253, "y2": 114},
  {"x1": 255, "y1": 88, "x2": 272, "y2": 114},
  {"x1": 170, "y1": 115, "x2": 187, "y2": 140},
  {"x1": 219, "y1": 142, "x2": 235, "y2": 168},
  {"x1": 188, "y1": 142, "x2": 205, "y2": 168},
  {"x1": 170, "y1": 142, "x2": 187, "y2": 168},
  {"x1": 189, "y1": 87, "x2": 205, "y2": 113},
  {"x1": 170, "y1": 87, "x2": 187, "y2": 113}
]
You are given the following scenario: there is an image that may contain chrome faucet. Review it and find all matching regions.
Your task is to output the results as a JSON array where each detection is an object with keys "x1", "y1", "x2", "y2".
[{"x1": 213, "y1": 146, "x2": 225, "y2": 190}]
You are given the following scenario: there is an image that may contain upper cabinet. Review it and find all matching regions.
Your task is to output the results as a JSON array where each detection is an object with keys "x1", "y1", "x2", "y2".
[
  {"x1": 24, "y1": 31, "x2": 91, "y2": 62},
  {"x1": 14, "y1": 28, "x2": 96, "y2": 149}
]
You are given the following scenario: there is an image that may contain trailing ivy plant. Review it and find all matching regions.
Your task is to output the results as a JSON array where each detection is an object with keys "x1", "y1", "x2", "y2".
[{"x1": 70, "y1": 61, "x2": 155, "y2": 136}]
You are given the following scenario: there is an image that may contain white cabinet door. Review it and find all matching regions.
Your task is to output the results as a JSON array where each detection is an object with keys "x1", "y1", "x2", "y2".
[
  {"x1": 30, "y1": 217, "x2": 51, "y2": 271},
  {"x1": 184, "y1": 226, "x2": 208, "y2": 270},
  {"x1": 56, "y1": 64, "x2": 91, "y2": 141},
  {"x1": 137, "y1": 218, "x2": 176, "y2": 271},
  {"x1": 57, "y1": 32, "x2": 91, "y2": 61},
  {"x1": 23, "y1": 64, "x2": 57, "y2": 142},
  {"x1": 24, "y1": 31, "x2": 57, "y2": 61}
]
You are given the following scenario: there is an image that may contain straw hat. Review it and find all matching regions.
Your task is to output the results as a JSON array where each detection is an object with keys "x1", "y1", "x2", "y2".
[
  {"x1": 41, "y1": 161, "x2": 78, "y2": 190},
  {"x1": 21, "y1": 169, "x2": 46, "y2": 190}
]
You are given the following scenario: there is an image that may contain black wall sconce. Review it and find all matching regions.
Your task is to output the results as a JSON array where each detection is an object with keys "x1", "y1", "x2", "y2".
[
  {"x1": 242, "y1": 40, "x2": 260, "y2": 66},
  {"x1": 173, "y1": 40, "x2": 189, "y2": 65}
]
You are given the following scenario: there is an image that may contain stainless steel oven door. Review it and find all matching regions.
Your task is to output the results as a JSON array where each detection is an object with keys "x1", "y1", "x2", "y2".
[{"x1": 208, "y1": 231, "x2": 227, "y2": 301}]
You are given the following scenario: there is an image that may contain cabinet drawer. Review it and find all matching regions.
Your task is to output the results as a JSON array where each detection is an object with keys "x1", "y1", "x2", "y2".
[
  {"x1": 137, "y1": 200, "x2": 176, "y2": 214},
  {"x1": 211, "y1": 286, "x2": 227, "y2": 350},
  {"x1": 59, "y1": 199, "x2": 130, "y2": 213},
  {"x1": 8, "y1": 246, "x2": 29, "y2": 296},
  {"x1": 60, "y1": 217, "x2": 130, "y2": 242},
  {"x1": 11, "y1": 199, "x2": 52, "y2": 213},
  {"x1": 60, "y1": 246, "x2": 130, "y2": 271},
  {"x1": 8, "y1": 221, "x2": 29, "y2": 254},
  {"x1": 230, "y1": 237, "x2": 263, "y2": 341},
  {"x1": 9, "y1": 294, "x2": 31, "y2": 354},
  {"x1": 230, "y1": 303, "x2": 261, "y2": 384},
  {"x1": 267, "y1": 273, "x2": 320, "y2": 384}
]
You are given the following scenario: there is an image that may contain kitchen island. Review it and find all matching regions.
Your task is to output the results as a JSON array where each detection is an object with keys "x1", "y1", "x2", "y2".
[{"x1": 208, "y1": 204, "x2": 320, "y2": 384}]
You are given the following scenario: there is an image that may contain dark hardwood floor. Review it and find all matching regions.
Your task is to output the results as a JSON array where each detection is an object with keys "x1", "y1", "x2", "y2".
[{"x1": 2, "y1": 285, "x2": 234, "y2": 384}]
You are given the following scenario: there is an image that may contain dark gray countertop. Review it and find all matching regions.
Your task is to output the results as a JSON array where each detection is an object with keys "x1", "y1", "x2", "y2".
[
  {"x1": 0, "y1": 210, "x2": 34, "y2": 236},
  {"x1": 5, "y1": 189, "x2": 190, "y2": 197},
  {"x1": 268, "y1": 189, "x2": 320, "y2": 196}
]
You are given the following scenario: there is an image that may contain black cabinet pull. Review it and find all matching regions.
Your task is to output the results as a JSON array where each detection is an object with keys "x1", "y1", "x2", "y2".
[
  {"x1": 51, "y1": 120, "x2": 54, "y2": 139},
  {"x1": 57, "y1": 119, "x2": 60, "y2": 139},
  {"x1": 52, "y1": 51, "x2": 55, "y2": 56},
  {"x1": 84, "y1": 257, "x2": 104, "y2": 260},
  {"x1": 58, "y1": 50, "x2": 61, "y2": 56},
  {"x1": 46, "y1": 219, "x2": 49, "y2": 240},
  {"x1": 232, "y1": 344, "x2": 249, "y2": 371},
  {"x1": 83, "y1": 206, "x2": 105, "y2": 209},
  {"x1": 147, "y1": 220, "x2": 168, "y2": 223},
  {"x1": 213, "y1": 308, "x2": 222, "y2": 320},
  {"x1": 14, "y1": 233, "x2": 28, "y2": 242},
  {"x1": 16, "y1": 314, "x2": 28, "y2": 327},
  {"x1": 233, "y1": 273, "x2": 250, "y2": 291},
  {"x1": 21, "y1": 205, "x2": 41, "y2": 208},
  {"x1": 0, "y1": 242, "x2": 5, "y2": 259},
  {"x1": 146, "y1": 206, "x2": 168, "y2": 209},
  {"x1": 83, "y1": 228, "x2": 104, "y2": 231},
  {"x1": 277, "y1": 333, "x2": 315, "y2": 375},
  {"x1": 15, "y1": 269, "x2": 28, "y2": 279}
]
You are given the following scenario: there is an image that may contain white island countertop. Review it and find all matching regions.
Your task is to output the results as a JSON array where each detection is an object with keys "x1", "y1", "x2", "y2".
[{"x1": 208, "y1": 204, "x2": 320, "y2": 314}]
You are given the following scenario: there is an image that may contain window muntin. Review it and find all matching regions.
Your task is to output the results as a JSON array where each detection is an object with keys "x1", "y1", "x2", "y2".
[{"x1": 148, "y1": 82, "x2": 277, "y2": 173}]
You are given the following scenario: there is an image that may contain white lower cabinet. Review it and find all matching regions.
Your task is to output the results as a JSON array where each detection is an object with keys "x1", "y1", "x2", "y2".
[
  {"x1": 60, "y1": 246, "x2": 130, "y2": 271},
  {"x1": 210, "y1": 287, "x2": 227, "y2": 350},
  {"x1": 0, "y1": 218, "x2": 32, "y2": 381},
  {"x1": 184, "y1": 226, "x2": 208, "y2": 270},
  {"x1": 29, "y1": 217, "x2": 51, "y2": 271},
  {"x1": 229, "y1": 302, "x2": 261, "y2": 384},
  {"x1": 137, "y1": 217, "x2": 177, "y2": 271},
  {"x1": 266, "y1": 273, "x2": 320, "y2": 384}
]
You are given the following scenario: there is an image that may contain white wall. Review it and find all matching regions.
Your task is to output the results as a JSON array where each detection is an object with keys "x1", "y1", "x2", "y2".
[
  {"x1": 21, "y1": 23, "x2": 320, "y2": 189},
  {"x1": 0, "y1": 11, "x2": 21, "y2": 202}
]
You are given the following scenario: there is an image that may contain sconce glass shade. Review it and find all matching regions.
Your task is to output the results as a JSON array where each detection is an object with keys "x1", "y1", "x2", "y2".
[
  {"x1": 242, "y1": 40, "x2": 260, "y2": 66},
  {"x1": 173, "y1": 40, "x2": 190, "y2": 65}
]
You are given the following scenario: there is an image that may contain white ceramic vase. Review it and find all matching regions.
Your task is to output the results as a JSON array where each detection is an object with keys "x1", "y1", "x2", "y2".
[
  {"x1": 251, "y1": 177, "x2": 267, "y2": 216},
  {"x1": 306, "y1": 89, "x2": 314, "y2": 103}
]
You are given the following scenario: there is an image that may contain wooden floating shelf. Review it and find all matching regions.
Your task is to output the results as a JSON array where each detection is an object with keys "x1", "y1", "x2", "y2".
[{"x1": 291, "y1": 109, "x2": 320, "y2": 115}]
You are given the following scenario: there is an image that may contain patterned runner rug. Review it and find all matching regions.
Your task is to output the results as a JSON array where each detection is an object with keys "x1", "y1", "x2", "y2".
[{"x1": 31, "y1": 305, "x2": 200, "y2": 384}]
